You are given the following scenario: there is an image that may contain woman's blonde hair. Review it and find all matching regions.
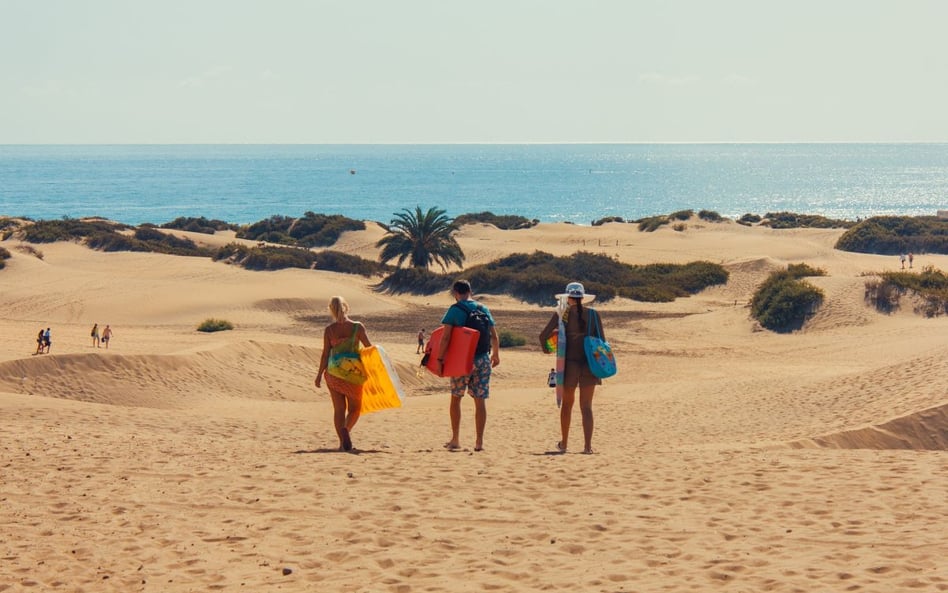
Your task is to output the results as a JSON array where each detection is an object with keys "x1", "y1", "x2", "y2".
[{"x1": 328, "y1": 296, "x2": 350, "y2": 323}]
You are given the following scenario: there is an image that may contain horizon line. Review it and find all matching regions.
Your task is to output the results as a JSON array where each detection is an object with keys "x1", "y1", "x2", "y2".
[{"x1": 3, "y1": 140, "x2": 948, "y2": 147}]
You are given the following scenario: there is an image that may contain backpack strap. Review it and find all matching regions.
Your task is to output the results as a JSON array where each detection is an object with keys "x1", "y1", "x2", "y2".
[{"x1": 450, "y1": 301, "x2": 473, "y2": 321}]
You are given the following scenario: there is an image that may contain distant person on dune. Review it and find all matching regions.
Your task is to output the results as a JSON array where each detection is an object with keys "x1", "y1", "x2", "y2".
[
  {"x1": 35, "y1": 328, "x2": 45, "y2": 355},
  {"x1": 101, "y1": 325, "x2": 113, "y2": 348},
  {"x1": 43, "y1": 328, "x2": 51, "y2": 354},
  {"x1": 91, "y1": 323, "x2": 100, "y2": 348},
  {"x1": 416, "y1": 328, "x2": 426, "y2": 354}
]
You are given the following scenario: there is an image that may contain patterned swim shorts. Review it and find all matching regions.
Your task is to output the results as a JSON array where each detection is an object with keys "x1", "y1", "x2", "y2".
[{"x1": 450, "y1": 354, "x2": 492, "y2": 399}]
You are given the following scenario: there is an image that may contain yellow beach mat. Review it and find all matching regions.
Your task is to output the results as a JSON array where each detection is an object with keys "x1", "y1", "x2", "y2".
[{"x1": 359, "y1": 345, "x2": 405, "y2": 414}]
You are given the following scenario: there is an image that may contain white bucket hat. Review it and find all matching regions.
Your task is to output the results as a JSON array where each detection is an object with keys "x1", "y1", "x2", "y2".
[{"x1": 556, "y1": 281, "x2": 596, "y2": 303}]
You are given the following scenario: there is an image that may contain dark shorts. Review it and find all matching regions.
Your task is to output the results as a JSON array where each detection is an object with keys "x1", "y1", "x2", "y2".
[{"x1": 563, "y1": 358, "x2": 601, "y2": 389}]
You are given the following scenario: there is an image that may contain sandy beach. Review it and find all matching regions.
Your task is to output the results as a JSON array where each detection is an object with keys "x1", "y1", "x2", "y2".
[{"x1": 1, "y1": 219, "x2": 946, "y2": 592}]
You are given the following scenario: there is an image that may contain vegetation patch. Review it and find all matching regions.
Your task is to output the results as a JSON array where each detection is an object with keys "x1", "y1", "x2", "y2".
[
  {"x1": 21, "y1": 218, "x2": 129, "y2": 243},
  {"x1": 698, "y1": 210, "x2": 725, "y2": 222},
  {"x1": 737, "y1": 213, "x2": 762, "y2": 226},
  {"x1": 836, "y1": 216, "x2": 948, "y2": 255},
  {"x1": 636, "y1": 215, "x2": 670, "y2": 232},
  {"x1": 591, "y1": 216, "x2": 625, "y2": 226},
  {"x1": 761, "y1": 211, "x2": 854, "y2": 229},
  {"x1": 214, "y1": 243, "x2": 387, "y2": 276},
  {"x1": 498, "y1": 330, "x2": 527, "y2": 348},
  {"x1": 454, "y1": 212, "x2": 538, "y2": 229},
  {"x1": 864, "y1": 266, "x2": 948, "y2": 317},
  {"x1": 375, "y1": 267, "x2": 453, "y2": 295},
  {"x1": 86, "y1": 227, "x2": 213, "y2": 257},
  {"x1": 236, "y1": 212, "x2": 365, "y2": 247},
  {"x1": 379, "y1": 251, "x2": 728, "y2": 305},
  {"x1": 750, "y1": 264, "x2": 826, "y2": 332},
  {"x1": 14, "y1": 244, "x2": 44, "y2": 260},
  {"x1": 0, "y1": 246, "x2": 10, "y2": 270},
  {"x1": 197, "y1": 318, "x2": 234, "y2": 332},
  {"x1": 161, "y1": 217, "x2": 238, "y2": 234}
]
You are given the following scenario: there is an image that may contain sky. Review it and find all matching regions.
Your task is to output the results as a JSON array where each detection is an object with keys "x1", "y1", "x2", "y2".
[{"x1": 2, "y1": 0, "x2": 948, "y2": 144}]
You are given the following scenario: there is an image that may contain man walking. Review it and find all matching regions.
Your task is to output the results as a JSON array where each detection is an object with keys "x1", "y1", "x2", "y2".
[{"x1": 437, "y1": 279, "x2": 500, "y2": 452}]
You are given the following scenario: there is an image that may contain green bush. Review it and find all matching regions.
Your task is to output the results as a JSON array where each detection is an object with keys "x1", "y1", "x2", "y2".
[
  {"x1": 762, "y1": 211, "x2": 854, "y2": 230},
  {"x1": 836, "y1": 216, "x2": 948, "y2": 255},
  {"x1": 213, "y1": 242, "x2": 385, "y2": 275},
  {"x1": 737, "y1": 213, "x2": 762, "y2": 226},
  {"x1": 750, "y1": 266, "x2": 825, "y2": 332},
  {"x1": 591, "y1": 216, "x2": 625, "y2": 226},
  {"x1": 376, "y1": 267, "x2": 452, "y2": 295},
  {"x1": 669, "y1": 209, "x2": 694, "y2": 221},
  {"x1": 0, "y1": 246, "x2": 10, "y2": 270},
  {"x1": 455, "y1": 251, "x2": 728, "y2": 305},
  {"x1": 864, "y1": 266, "x2": 948, "y2": 316},
  {"x1": 637, "y1": 216, "x2": 669, "y2": 232},
  {"x1": 22, "y1": 219, "x2": 128, "y2": 243},
  {"x1": 197, "y1": 318, "x2": 234, "y2": 332},
  {"x1": 83, "y1": 227, "x2": 212, "y2": 257},
  {"x1": 313, "y1": 250, "x2": 390, "y2": 277},
  {"x1": 454, "y1": 212, "x2": 538, "y2": 229},
  {"x1": 498, "y1": 330, "x2": 527, "y2": 348},
  {"x1": 236, "y1": 212, "x2": 365, "y2": 247},
  {"x1": 161, "y1": 216, "x2": 237, "y2": 234},
  {"x1": 698, "y1": 210, "x2": 724, "y2": 222}
]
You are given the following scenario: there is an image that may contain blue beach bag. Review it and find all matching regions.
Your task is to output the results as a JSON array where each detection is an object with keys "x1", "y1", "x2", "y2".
[{"x1": 583, "y1": 309, "x2": 616, "y2": 379}]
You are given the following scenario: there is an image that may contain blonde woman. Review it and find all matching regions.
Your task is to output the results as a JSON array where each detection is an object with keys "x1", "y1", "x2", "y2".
[{"x1": 315, "y1": 296, "x2": 372, "y2": 451}]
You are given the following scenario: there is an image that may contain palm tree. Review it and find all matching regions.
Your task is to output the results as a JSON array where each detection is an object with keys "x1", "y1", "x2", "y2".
[{"x1": 376, "y1": 206, "x2": 465, "y2": 271}]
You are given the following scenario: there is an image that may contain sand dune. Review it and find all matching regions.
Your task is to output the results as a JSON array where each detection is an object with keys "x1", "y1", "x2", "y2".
[{"x1": 1, "y1": 219, "x2": 946, "y2": 592}]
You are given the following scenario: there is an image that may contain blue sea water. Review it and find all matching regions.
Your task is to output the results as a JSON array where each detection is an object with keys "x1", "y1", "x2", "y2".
[{"x1": 1, "y1": 144, "x2": 946, "y2": 226}]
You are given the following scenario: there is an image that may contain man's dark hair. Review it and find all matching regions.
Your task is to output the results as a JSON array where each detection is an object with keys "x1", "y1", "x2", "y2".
[{"x1": 453, "y1": 279, "x2": 472, "y2": 295}]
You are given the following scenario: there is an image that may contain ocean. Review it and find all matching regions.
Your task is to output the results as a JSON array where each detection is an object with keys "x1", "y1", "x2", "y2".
[{"x1": 1, "y1": 143, "x2": 946, "y2": 226}]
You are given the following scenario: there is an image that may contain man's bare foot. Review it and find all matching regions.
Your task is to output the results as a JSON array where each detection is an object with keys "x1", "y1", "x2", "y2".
[
  {"x1": 443, "y1": 441, "x2": 461, "y2": 451},
  {"x1": 556, "y1": 441, "x2": 567, "y2": 453}
]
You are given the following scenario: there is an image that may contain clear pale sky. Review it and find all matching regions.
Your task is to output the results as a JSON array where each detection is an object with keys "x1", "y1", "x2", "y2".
[{"x1": 2, "y1": 0, "x2": 947, "y2": 143}]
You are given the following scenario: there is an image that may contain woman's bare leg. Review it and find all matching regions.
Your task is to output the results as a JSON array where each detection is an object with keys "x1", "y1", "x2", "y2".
[
  {"x1": 559, "y1": 386, "x2": 576, "y2": 451},
  {"x1": 579, "y1": 385, "x2": 596, "y2": 453}
]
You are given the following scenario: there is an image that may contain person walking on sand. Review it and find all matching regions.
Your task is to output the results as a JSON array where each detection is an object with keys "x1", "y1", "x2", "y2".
[
  {"x1": 539, "y1": 282, "x2": 604, "y2": 454},
  {"x1": 314, "y1": 296, "x2": 372, "y2": 452},
  {"x1": 909, "y1": 252, "x2": 914, "y2": 268},
  {"x1": 900, "y1": 252, "x2": 906, "y2": 269},
  {"x1": 437, "y1": 279, "x2": 500, "y2": 453},
  {"x1": 91, "y1": 323, "x2": 100, "y2": 348},
  {"x1": 42, "y1": 328, "x2": 51, "y2": 354},
  {"x1": 101, "y1": 325, "x2": 113, "y2": 348},
  {"x1": 416, "y1": 328, "x2": 426, "y2": 354},
  {"x1": 35, "y1": 328, "x2": 45, "y2": 355}
]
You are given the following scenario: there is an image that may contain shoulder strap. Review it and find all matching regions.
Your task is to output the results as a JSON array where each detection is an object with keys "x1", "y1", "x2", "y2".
[
  {"x1": 586, "y1": 309, "x2": 601, "y2": 339},
  {"x1": 344, "y1": 322, "x2": 361, "y2": 351}
]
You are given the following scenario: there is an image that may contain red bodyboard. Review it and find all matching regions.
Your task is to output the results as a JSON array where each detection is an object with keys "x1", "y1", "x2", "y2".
[{"x1": 425, "y1": 325, "x2": 479, "y2": 377}]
